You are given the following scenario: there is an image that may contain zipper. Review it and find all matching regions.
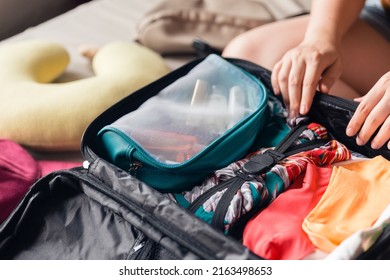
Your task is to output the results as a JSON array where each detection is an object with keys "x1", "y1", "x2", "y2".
[
  {"x1": 210, "y1": 171, "x2": 255, "y2": 231},
  {"x1": 101, "y1": 75, "x2": 267, "y2": 172},
  {"x1": 83, "y1": 160, "x2": 90, "y2": 170},
  {"x1": 127, "y1": 233, "x2": 147, "y2": 260},
  {"x1": 62, "y1": 169, "x2": 217, "y2": 259},
  {"x1": 132, "y1": 237, "x2": 156, "y2": 260},
  {"x1": 313, "y1": 93, "x2": 357, "y2": 111},
  {"x1": 274, "y1": 124, "x2": 308, "y2": 153},
  {"x1": 210, "y1": 138, "x2": 328, "y2": 231},
  {"x1": 81, "y1": 58, "x2": 205, "y2": 162},
  {"x1": 105, "y1": 108, "x2": 264, "y2": 171},
  {"x1": 187, "y1": 177, "x2": 242, "y2": 213},
  {"x1": 187, "y1": 124, "x2": 308, "y2": 219},
  {"x1": 81, "y1": 56, "x2": 276, "y2": 164},
  {"x1": 189, "y1": 122, "x2": 330, "y2": 233},
  {"x1": 228, "y1": 58, "x2": 359, "y2": 113},
  {"x1": 284, "y1": 139, "x2": 328, "y2": 156},
  {"x1": 129, "y1": 161, "x2": 142, "y2": 175}
]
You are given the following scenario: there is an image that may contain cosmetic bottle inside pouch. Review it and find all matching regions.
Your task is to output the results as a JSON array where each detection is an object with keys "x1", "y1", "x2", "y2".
[{"x1": 97, "y1": 54, "x2": 269, "y2": 192}]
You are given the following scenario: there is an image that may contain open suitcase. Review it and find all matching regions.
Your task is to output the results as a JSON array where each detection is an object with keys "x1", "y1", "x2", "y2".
[{"x1": 0, "y1": 56, "x2": 389, "y2": 260}]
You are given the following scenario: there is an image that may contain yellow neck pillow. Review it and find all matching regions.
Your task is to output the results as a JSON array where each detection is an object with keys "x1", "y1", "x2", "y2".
[{"x1": 0, "y1": 40, "x2": 170, "y2": 151}]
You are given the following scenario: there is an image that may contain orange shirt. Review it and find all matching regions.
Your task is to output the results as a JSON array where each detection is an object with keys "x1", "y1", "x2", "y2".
[{"x1": 302, "y1": 156, "x2": 390, "y2": 253}]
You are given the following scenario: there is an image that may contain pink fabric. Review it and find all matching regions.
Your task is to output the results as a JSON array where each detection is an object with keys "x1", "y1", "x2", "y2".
[
  {"x1": 243, "y1": 163, "x2": 333, "y2": 260},
  {"x1": 0, "y1": 139, "x2": 81, "y2": 223},
  {"x1": 37, "y1": 160, "x2": 81, "y2": 177},
  {"x1": 0, "y1": 139, "x2": 40, "y2": 223}
]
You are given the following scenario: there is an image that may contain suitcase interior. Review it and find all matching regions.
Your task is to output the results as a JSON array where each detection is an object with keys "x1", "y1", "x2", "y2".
[{"x1": 1, "y1": 58, "x2": 389, "y2": 260}]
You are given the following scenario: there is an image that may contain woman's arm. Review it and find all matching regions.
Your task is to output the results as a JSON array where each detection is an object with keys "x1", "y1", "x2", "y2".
[{"x1": 305, "y1": 0, "x2": 366, "y2": 46}]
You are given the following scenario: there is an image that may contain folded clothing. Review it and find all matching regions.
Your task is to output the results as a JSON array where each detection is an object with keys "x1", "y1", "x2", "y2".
[
  {"x1": 242, "y1": 163, "x2": 332, "y2": 260},
  {"x1": 303, "y1": 156, "x2": 390, "y2": 253}
]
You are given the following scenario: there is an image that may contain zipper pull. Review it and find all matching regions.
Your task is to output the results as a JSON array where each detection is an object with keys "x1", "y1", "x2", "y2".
[
  {"x1": 129, "y1": 161, "x2": 142, "y2": 175},
  {"x1": 83, "y1": 160, "x2": 90, "y2": 170},
  {"x1": 132, "y1": 241, "x2": 145, "y2": 253}
]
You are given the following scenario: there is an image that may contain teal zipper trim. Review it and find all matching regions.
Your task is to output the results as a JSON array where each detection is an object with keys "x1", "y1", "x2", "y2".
[{"x1": 99, "y1": 84, "x2": 268, "y2": 171}]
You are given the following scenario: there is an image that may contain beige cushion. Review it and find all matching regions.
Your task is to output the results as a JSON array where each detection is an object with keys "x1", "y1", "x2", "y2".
[{"x1": 135, "y1": 0, "x2": 312, "y2": 54}]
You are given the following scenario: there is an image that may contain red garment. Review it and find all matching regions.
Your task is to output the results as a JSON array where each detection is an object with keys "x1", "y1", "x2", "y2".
[
  {"x1": 243, "y1": 163, "x2": 333, "y2": 260},
  {"x1": 0, "y1": 139, "x2": 81, "y2": 223}
]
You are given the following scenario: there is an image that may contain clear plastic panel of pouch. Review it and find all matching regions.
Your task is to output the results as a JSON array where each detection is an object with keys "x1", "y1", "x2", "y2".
[{"x1": 110, "y1": 54, "x2": 265, "y2": 164}]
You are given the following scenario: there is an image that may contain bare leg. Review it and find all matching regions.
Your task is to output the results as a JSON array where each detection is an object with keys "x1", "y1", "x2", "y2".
[
  {"x1": 222, "y1": 15, "x2": 390, "y2": 99},
  {"x1": 341, "y1": 20, "x2": 390, "y2": 94},
  {"x1": 223, "y1": 16, "x2": 307, "y2": 71}
]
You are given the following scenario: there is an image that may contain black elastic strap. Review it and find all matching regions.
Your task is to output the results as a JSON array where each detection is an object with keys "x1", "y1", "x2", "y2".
[{"x1": 242, "y1": 123, "x2": 308, "y2": 174}]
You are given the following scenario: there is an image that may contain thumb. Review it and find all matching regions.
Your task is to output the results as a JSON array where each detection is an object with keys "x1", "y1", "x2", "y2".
[{"x1": 318, "y1": 61, "x2": 341, "y2": 93}]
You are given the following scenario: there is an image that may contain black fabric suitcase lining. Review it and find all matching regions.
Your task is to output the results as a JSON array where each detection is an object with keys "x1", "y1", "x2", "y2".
[
  {"x1": 0, "y1": 160, "x2": 257, "y2": 260},
  {"x1": 0, "y1": 57, "x2": 389, "y2": 260}
]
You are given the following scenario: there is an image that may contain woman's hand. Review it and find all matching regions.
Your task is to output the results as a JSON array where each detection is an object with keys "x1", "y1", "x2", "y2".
[
  {"x1": 271, "y1": 38, "x2": 342, "y2": 118},
  {"x1": 346, "y1": 71, "x2": 390, "y2": 149}
]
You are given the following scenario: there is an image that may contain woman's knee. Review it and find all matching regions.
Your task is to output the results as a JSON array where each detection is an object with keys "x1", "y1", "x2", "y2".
[
  {"x1": 222, "y1": 16, "x2": 309, "y2": 70},
  {"x1": 222, "y1": 26, "x2": 277, "y2": 69},
  {"x1": 222, "y1": 31, "x2": 258, "y2": 58}
]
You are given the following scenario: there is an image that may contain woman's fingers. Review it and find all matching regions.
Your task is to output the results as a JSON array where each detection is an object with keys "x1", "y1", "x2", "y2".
[
  {"x1": 271, "y1": 42, "x2": 342, "y2": 119},
  {"x1": 300, "y1": 61, "x2": 323, "y2": 115},
  {"x1": 288, "y1": 58, "x2": 306, "y2": 118},
  {"x1": 353, "y1": 96, "x2": 364, "y2": 102},
  {"x1": 318, "y1": 58, "x2": 341, "y2": 94},
  {"x1": 371, "y1": 115, "x2": 390, "y2": 149},
  {"x1": 271, "y1": 61, "x2": 282, "y2": 95},
  {"x1": 277, "y1": 59, "x2": 293, "y2": 110},
  {"x1": 346, "y1": 96, "x2": 379, "y2": 140},
  {"x1": 346, "y1": 73, "x2": 390, "y2": 149},
  {"x1": 357, "y1": 96, "x2": 389, "y2": 147}
]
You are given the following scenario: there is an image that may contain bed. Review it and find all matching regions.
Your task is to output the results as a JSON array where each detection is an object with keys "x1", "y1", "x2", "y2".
[{"x1": 0, "y1": 0, "x2": 190, "y2": 162}]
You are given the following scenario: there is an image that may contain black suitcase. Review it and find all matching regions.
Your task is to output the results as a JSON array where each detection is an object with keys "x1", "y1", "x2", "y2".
[{"x1": 0, "y1": 57, "x2": 389, "y2": 260}]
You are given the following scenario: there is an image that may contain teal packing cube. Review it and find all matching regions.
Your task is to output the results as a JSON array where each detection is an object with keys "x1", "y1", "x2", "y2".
[{"x1": 97, "y1": 54, "x2": 269, "y2": 192}]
